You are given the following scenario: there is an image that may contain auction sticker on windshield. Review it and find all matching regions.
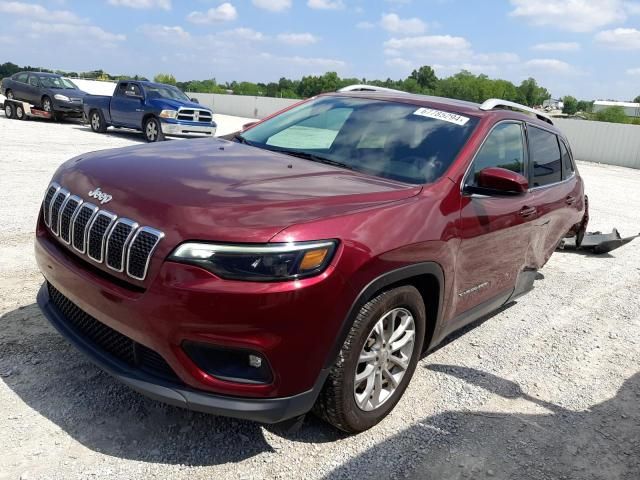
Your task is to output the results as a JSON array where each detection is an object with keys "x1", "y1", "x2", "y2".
[{"x1": 412, "y1": 107, "x2": 470, "y2": 126}]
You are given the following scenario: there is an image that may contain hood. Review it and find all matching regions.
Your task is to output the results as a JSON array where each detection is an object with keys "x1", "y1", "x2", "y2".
[
  {"x1": 148, "y1": 97, "x2": 211, "y2": 112},
  {"x1": 54, "y1": 138, "x2": 421, "y2": 244}
]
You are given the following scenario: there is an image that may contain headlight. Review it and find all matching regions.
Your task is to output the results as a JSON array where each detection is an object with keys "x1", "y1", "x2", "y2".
[
  {"x1": 159, "y1": 109, "x2": 178, "y2": 119},
  {"x1": 169, "y1": 240, "x2": 337, "y2": 281},
  {"x1": 54, "y1": 94, "x2": 70, "y2": 101}
]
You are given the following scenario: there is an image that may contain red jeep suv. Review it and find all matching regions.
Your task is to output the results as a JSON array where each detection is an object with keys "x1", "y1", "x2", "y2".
[{"x1": 35, "y1": 92, "x2": 587, "y2": 433}]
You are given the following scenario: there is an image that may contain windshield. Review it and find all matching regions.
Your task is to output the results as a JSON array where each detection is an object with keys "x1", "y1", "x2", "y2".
[
  {"x1": 62, "y1": 78, "x2": 79, "y2": 89},
  {"x1": 39, "y1": 76, "x2": 73, "y2": 89},
  {"x1": 143, "y1": 84, "x2": 190, "y2": 102},
  {"x1": 240, "y1": 96, "x2": 479, "y2": 184}
]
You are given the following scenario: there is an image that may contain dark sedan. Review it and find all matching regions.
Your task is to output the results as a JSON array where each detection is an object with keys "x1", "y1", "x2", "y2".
[{"x1": 1, "y1": 72, "x2": 87, "y2": 118}]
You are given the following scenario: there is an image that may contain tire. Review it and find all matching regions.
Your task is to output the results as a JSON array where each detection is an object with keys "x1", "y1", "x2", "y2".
[
  {"x1": 42, "y1": 96, "x2": 53, "y2": 113},
  {"x1": 6, "y1": 89, "x2": 14, "y2": 100},
  {"x1": 89, "y1": 110, "x2": 107, "y2": 133},
  {"x1": 143, "y1": 117, "x2": 164, "y2": 142},
  {"x1": 314, "y1": 285, "x2": 426, "y2": 433},
  {"x1": 4, "y1": 102, "x2": 15, "y2": 119},
  {"x1": 15, "y1": 103, "x2": 26, "y2": 120}
]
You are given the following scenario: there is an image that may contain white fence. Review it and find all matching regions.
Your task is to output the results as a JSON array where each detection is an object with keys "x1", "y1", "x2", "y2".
[
  {"x1": 554, "y1": 118, "x2": 640, "y2": 169},
  {"x1": 187, "y1": 92, "x2": 298, "y2": 119}
]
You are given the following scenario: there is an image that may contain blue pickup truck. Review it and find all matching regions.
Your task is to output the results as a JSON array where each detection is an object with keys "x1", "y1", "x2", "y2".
[{"x1": 83, "y1": 80, "x2": 216, "y2": 142}]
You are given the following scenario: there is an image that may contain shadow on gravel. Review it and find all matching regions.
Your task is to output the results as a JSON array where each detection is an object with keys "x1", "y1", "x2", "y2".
[
  {"x1": 71, "y1": 126, "x2": 148, "y2": 143},
  {"x1": 1, "y1": 303, "x2": 309, "y2": 466},
  {"x1": 325, "y1": 365, "x2": 640, "y2": 479}
]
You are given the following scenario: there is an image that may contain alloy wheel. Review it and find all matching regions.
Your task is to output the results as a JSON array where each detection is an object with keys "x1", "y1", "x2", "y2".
[
  {"x1": 43, "y1": 98, "x2": 52, "y2": 112},
  {"x1": 353, "y1": 307, "x2": 416, "y2": 411},
  {"x1": 146, "y1": 120, "x2": 157, "y2": 141},
  {"x1": 91, "y1": 113, "x2": 100, "y2": 131}
]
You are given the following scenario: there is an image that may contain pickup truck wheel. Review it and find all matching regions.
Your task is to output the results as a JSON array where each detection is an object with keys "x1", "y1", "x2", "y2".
[
  {"x1": 6, "y1": 89, "x2": 14, "y2": 100},
  {"x1": 314, "y1": 285, "x2": 426, "y2": 433},
  {"x1": 144, "y1": 117, "x2": 164, "y2": 142},
  {"x1": 90, "y1": 110, "x2": 107, "y2": 133}
]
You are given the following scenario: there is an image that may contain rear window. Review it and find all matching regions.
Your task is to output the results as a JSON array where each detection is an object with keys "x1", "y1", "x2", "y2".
[
  {"x1": 529, "y1": 126, "x2": 562, "y2": 187},
  {"x1": 15, "y1": 73, "x2": 28, "y2": 83},
  {"x1": 241, "y1": 96, "x2": 479, "y2": 184}
]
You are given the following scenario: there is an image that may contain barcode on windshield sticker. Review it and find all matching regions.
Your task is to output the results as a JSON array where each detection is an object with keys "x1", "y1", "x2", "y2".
[{"x1": 413, "y1": 107, "x2": 470, "y2": 126}]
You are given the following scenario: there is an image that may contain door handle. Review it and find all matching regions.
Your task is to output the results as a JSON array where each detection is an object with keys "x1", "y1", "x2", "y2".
[
  {"x1": 519, "y1": 206, "x2": 537, "y2": 218},
  {"x1": 565, "y1": 195, "x2": 576, "y2": 205}
]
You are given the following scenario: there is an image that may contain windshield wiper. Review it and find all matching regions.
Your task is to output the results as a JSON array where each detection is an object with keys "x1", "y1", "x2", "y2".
[{"x1": 265, "y1": 148, "x2": 353, "y2": 171}]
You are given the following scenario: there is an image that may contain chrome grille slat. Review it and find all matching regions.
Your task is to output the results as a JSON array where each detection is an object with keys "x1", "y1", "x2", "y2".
[
  {"x1": 127, "y1": 227, "x2": 164, "y2": 281},
  {"x1": 50, "y1": 189, "x2": 70, "y2": 236},
  {"x1": 43, "y1": 183, "x2": 60, "y2": 227},
  {"x1": 59, "y1": 195, "x2": 83, "y2": 244},
  {"x1": 42, "y1": 183, "x2": 164, "y2": 281},
  {"x1": 87, "y1": 211, "x2": 117, "y2": 263},
  {"x1": 72, "y1": 203, "x2": 99, "y2": 253},
  {"x1": 105, "y1": 218, "x2": 138, "y2": 272}
]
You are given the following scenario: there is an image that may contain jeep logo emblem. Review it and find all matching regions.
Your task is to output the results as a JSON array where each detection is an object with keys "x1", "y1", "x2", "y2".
[{"x1": 88, "y1": 187, "x2": 113, "y2": 205}]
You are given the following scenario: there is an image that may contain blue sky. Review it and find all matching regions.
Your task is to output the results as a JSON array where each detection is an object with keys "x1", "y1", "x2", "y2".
[{"x1": 1, "y1": 0, "x2": 639, "y2": 100}]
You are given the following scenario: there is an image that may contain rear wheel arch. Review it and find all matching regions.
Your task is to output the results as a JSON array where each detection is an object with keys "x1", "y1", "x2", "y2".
[{"x1": 325, "y1": 262, "x2": 444, "y2": 370}]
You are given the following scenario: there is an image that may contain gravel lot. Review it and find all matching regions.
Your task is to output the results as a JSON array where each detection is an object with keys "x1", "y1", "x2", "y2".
[{"x1": 1, "y1": 114, "x2": 639, "y2": 480}]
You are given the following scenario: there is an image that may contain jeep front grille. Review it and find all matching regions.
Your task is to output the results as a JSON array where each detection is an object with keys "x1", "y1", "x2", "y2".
[
  {"x1": 176, "y1": 108, "x2": 213, "y2": 123},
  {"x1": 43, "y1": 182, "x2": 164, "y2": 281}
]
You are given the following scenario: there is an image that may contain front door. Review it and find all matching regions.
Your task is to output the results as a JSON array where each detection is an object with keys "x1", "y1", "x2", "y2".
[{"x1": 454, "y1": 121, "x2": 537, "y2": 317}]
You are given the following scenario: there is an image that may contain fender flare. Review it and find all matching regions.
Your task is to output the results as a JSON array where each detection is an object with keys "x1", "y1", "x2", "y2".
[{"x1": 323, "y1": 262, "x2": 445, "y2": 369}]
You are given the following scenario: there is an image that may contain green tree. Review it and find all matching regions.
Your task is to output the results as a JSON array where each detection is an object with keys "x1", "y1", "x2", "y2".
[
  {"x1": 634, "y1": 95, "x2": 640, "y2": 103},
  {"x1": 154, "y1": 73, "x2": 176, "y2": 85},
  {"x1": 517, "y1": 78, "x2": 550, "y2": 107},
  {"x1": 576, "y1": 100, "x2": 593, "y2": 113},
  {"x1": 594, "y1": 106, "x2": 628, "y2": 124},
  {"x1": 562, "y1": 96, "x2": 578, "y2": 115},
  {"x1": 409, "y1": 66, "x2": 438, "y2": 93}
]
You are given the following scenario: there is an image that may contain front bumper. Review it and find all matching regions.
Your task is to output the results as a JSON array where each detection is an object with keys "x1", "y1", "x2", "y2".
[
  {"x1": 37, "y1": 282, "x2": 329, "y2": 423},
  {"x1": 53, "y1": 99, "x2": 84, "y2": 114},
  {"x1": 161, "y1": 120, "x2": 217, "y2": 137}
]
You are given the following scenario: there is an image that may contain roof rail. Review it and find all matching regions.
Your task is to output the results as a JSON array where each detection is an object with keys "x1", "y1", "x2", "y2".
[
  {"x1": 337, "y1": 84, "x2": 407, "y2": 94},
  {"x1": 479, "y1": 98, "x2": 554, "y2": 125}
]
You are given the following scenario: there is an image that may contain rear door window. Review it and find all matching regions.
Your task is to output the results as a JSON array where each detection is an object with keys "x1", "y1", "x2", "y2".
[
  {"x1": 15, "y1": 73, "x2": 28, "y2": 83},
  {"x1": 467, "y1": 122, "x2": 526, "y2": 187},
  {"x1": 529, "y1": 126, "x2": 562, "y2": 187},
  {"x1": 559, "y1": 139, "x2": 575, "y2": 179}
]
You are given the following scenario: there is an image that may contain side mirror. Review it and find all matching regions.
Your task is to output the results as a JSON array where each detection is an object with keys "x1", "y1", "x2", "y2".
[
  {"x1": 190, "y1": 97, "x2": 199, "y2": 103},
  {"x1": 242, "y1": 121, "x2": 259, "y2": 131},
  {"x1": 469, "y1": 167, "x2": 528, "y2": 195}
]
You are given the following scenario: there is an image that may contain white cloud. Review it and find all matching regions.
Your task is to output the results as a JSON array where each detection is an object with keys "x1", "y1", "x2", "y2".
[
  {"x1": 380, "y1": 13, "x2": 426, "y2": 35},
  {"x1": 386, "y1": 57, "x2": 413, "y2": 69},
  {"x1": 474, "y1": 52, "x2": 520, "y2": 63},
  {"x1": 108, "y1": 0, "x2": 171, "y2": 10},
  {"x1": 356, "y1": 21, "x2": 375, "y2": 29},
  {"x1": 222, "y1": 27, "x2": 265, "y2": 41},
  {"x1": 0, "y1": 1, "x2": 84, "y2": 23},
  {"x1": 525, "y1": 58, "x2": 575, "y2": 74},
  {"x1": 384, "y1": 35, "x2": 472, "y2": 60},
  {"x1": 277, "y1": 32, "x2": 319, "y2": 45},
  {"x1": 307, "y1": 0, "x2": 344, "y2": 10},
  {"x1": 260, "y1": 52, "x2": 346, "y2": 69},
  {"x1": 626, "y1": 67, "x2": 640, "y2": 75},
  {"x1": 531, "y1": 41, "x2": 581, "y2": 52},
  {"x1": 252, "y1": 0, "x2": 291, "y2": 11},
  {"x1": 509, "y1": 0, "x2": 628, "y2": 32},
  {"x1": 139, "y1": 24, "x2": 191, "y2": 42},
  {"x1": 29, "y1": 21, "x2": 126, "y2": 43},
  {"x1": 187, "y1": 3, "x2": 237, "y2": 24},
  {"x1": 595, "y1": 28, "x2": 640, "y2": 49}
]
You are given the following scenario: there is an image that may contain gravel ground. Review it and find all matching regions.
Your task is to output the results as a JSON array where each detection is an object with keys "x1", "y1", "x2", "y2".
[{"x1": 1, "y1": 114, "x2": 639, "y2": 480}]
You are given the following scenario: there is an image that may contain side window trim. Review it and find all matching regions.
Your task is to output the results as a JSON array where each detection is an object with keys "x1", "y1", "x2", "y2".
[{"x1": 462, "y1": 119, "x2": 527, "y2": 190}]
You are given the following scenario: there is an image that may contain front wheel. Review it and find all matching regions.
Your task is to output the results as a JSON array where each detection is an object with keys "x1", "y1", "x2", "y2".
[
  {"x1": 15, "y1": 103, "x2": 26, "y2": 120},
  {"x1": 4, "y1": 102, "x2": 15, "y2": 119},
  {"x1": 314, "y1": 285, "x2": 426, "y2": 433},
  {"x1": 143, "y1": 117, "x2": 164, "y2": 142},
  {"x1": 42, "y1": 96, "x2": 53, "y2": 113}
]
